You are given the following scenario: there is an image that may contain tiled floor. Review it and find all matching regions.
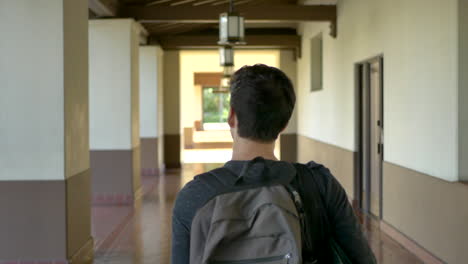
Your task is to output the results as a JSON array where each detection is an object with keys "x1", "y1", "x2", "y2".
[{"x1": 93, "y1": 163, "x2": 423, "y2": 264}]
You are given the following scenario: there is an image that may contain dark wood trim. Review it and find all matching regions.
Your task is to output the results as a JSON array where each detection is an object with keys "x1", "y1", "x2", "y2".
[
  {"x1": 194, "y1": 72, "x2": 222, "y2": 87},
  {"x1": 150, "y1": 34, "x2": 301, "y2": 50},
  {"x1": 280, "y1": 133, "x2": 298, "y2": 163},
  {"x1": 164, "y1": 134, "x2": 182, "y2": 169},
  {"x1": 193, "y1": 142, "x2": 233, "y2": 149},
  {"x1": 88, "y1": 0, "x2": 119, "y2": 17},
  {"x1": 122, "y1": 4, "x2": 336, "y2": 23},
  {"x1": 380, "y1": 221, "x2": 445, "y2": 264}
]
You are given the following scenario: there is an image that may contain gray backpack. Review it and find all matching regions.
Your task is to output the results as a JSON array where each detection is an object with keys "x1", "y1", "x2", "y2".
[{"x1": 189, "y1": 161, "x2": 306, "y2": 264}]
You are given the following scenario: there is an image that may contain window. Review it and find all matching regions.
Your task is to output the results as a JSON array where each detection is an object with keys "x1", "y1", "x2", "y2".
[
  {"x1": 202, "y1": 87, "x2": 230, "y2": 123},
  {"x1": 310, "y1": 33, "x2": 323, "y2": 92}
]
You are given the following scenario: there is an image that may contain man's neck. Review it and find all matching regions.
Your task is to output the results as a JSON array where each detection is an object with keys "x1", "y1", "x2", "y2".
[{"x1": 231, "y1": 137, "x2": 278, "y2": 161}]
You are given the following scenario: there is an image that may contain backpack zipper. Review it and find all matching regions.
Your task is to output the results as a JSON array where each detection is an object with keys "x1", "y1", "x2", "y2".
[{"x1": 211, "y1": 253, "x2": 292, "y2": 264}]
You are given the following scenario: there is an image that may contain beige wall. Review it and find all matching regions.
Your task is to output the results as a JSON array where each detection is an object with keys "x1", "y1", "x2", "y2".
[
  {"x1": 297, "y1": 135, "x2": 356, "y2": 198},
  {"x1": 157, "y1": 48, "x2": 165, "y2": 167},
  {"x1": 179, "y1": 50, "x2": 279, "y2": 130},
  {"x1": 383, "y1": 162, "x2": 468, "y2": 263},
  {"x1": 163, "y1": 51, "x2": 180, "y2": 135},
  {"x1": 460, "y1": 0, "x2": 468, "y2": 181},
  {"x1": 64, "y1": 0, "x2": 89, "y2": 178},
  {"x1": 279, "y1": 50, "x2": 298, "y2": 135},
  {"x1": 298, "y1": 0, "x2": 459, "y2": 181},
  {"x1": 131, "y1": 22, "x2": 140, "y2": 149}
]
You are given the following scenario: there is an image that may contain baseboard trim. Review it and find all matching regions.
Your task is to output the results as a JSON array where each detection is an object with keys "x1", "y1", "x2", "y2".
[
  {"x1": 380, "y1": 221, "x2": 445, "y2": 264},
  {"x1": 69, "y1": 237, "x2": 93, "y2": 264}
]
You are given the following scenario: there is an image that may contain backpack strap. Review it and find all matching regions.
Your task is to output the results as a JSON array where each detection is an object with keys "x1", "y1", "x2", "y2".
[{"x1": 290, "y1": 163, "x2": 331, "y2": 263}]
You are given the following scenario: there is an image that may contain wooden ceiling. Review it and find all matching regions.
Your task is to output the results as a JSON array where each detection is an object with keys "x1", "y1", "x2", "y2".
[
  {"x1": 119, "y1": 0, "x2": 297, "y2": 7},
  {"x1": 89, "y1": 0, "x2": 337, "y2": 51}
]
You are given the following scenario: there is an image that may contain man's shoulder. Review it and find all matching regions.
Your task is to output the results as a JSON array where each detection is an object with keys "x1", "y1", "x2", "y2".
[{"x1": 172, "y1": 168, "x2": 230, "y2": 225}]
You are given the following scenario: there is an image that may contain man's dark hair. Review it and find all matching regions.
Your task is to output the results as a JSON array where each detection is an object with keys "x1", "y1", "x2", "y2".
[{"x1": 230, "y1": 64, "x2": 296, "y2": 142}]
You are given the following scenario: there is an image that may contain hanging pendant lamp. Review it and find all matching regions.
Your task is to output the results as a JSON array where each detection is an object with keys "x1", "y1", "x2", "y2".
[{"x1": 218, "y1": 0, "x2": 246, "y2": 45}]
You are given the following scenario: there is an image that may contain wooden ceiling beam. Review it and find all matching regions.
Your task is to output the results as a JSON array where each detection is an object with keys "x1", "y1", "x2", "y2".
[
  {"x1": 88, "y1": 0, "x2": 119, "y2": 17},
  {"x1": 150, "y1": 34, "x2": 301, "y2": 51},
  {"x1": 122, "y1": 4, "x2": 336, "y2": 23}
]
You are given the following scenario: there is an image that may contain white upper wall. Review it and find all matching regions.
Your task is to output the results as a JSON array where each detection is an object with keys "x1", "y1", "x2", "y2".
[
  {"x1": 139, "y1": 46, "x2": 161, "y2": 138},
  {"x1": 0, "y1": 0, "x2": 65, "y2": 180},
  {"x1": 297, "y1": 0, "x2": 459, "y2": 181},
  {"x1": 89, "y1": 19, "x2": 140, "y2": 150}
]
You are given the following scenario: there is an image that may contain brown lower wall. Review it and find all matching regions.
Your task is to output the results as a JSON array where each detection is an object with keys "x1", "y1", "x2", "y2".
[
  {"x1": 141, "y1": 138, "x2": 158, "y2": 170},
  {"x1": 0, "y1": 169, "x2": 92, "y2": 263},
  {"x1": 383, "y1": 162, "x2": 468, "y2": 264},
  {"x1": 90, "y1": 148, "x2": 141, "y2": 204},
  {"x1": 297, "y1": 134, "x2": 468, "y2": 263},
  {"x1": 66, "y1": 169, "x2": 92, "y2": 261},
  {"x1": 164, "y1": 134, "x2": 181, "y2": 169},
  {"x1": 0, "y1": 181, "x2": 67, "y2": 260},
  {"x1": 297, "y1": 135, "x2": 356, "y2": 198},
  {"x1": 280, "y1": 133, "x2": 298, "y2": 162}
]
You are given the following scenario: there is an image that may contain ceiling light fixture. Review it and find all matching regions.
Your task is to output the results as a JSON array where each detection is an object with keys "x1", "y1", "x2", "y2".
[{"x1": 218, "y1": 0, "x2": 246, "y2": 45}]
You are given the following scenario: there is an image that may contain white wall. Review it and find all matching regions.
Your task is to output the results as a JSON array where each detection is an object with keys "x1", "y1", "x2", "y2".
[
  {"x1": 89, "y1": 19, "x2": 140, "y2": 150},
  {"x1": 179, "y1": 50, "x2": 279, "y2": 130},
  {"x1": 0, "y1": 1, "x2": 65, "y2": 180},
  {"x1": 139, "y1": 46, "x2": 159, "y2": 138},
  {"x1": 297, "y1": 0, "x2": 459, "y2": 181}
]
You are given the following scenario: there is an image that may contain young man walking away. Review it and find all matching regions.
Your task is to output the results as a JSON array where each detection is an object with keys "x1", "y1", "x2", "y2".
[{"x1": 171, "y1": 64, "x2": 377, "y2": 264}]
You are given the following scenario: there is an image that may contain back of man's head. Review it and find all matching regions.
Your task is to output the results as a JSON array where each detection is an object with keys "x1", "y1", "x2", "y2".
[{"x1": 230, "y1": 64, "x2": 296, "y2": 143}]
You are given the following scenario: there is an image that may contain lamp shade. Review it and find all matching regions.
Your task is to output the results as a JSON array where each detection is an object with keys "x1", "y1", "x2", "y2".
[
  {"x1": 218, "y1": 12, "x2": 245, "y2": 45},
  {"x1": 223, "y1": 65, "x2": 234, "y2": 77},
  {"x1": 219, "y1": 46, "x2": 234, "y2": 66},
  {"x1": 220, "y1": 75, "x2": 231, "y2": 89}
]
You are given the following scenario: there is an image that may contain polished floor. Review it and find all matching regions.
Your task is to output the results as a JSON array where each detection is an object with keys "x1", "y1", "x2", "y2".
[{"x1": 93, "y1": 163, "x2": 423, "y2": 264}]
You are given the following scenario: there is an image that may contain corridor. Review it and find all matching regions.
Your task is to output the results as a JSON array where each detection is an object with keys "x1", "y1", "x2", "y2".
[
  {"x1": 92, "y1": 164, "x2": 422, "y2": 264},
  {"x1": 2, "y1": 0, "x2": 468, "y2": 263}
]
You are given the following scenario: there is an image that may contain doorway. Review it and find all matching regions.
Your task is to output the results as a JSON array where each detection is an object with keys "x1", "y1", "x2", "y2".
[{"x1": 356, "y1": 56, "x2": 384, "y2": 219}]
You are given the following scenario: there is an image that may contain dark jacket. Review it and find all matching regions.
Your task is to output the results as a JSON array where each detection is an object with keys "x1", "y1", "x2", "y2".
[{"x1": 171, "y1": 158, "x2": 376, "y2": 264}]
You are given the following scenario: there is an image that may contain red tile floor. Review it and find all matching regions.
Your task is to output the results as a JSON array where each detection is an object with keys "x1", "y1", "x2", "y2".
[{"x1": 92, "y1": 164, "x2": 423, "y2": 264}]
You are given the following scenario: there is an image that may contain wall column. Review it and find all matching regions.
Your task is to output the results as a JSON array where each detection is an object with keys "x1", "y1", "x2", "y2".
[
  {"x1": 163, "y1": 51, "x2": 182, "y2": 168},
  {"x1": 279, "y1": 50, "x2": 298, "y2": 162},
  {"x1": 89, "y1": 19, "x2": 142, "y2": 204},
  {"x1": 0, "y1": 0, "x2": 92, "y2": 263},
  {"x1": 139, "y1": 45, "x2": 165, "y2": 175}
]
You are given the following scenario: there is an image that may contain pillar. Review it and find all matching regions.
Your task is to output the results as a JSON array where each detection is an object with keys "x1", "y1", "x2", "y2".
[
  {"x1": 89, "y1": 19, "x2": 141, "y2": 205},
  {"x1": 459, "y1": 0, "x2": 468, "y2": 181},
  {"x1": 163, "y1": 51, "x2": 182, "y2": 168},
  {"x1": 279, "y1": 50, "x2": 299, "y2": 162},
  {"x1": 0, "y1": 0, "x2": 92, "y2": 263},
  {"x1": 139, "y1": 46, "x2": 165, "y2": 175}
]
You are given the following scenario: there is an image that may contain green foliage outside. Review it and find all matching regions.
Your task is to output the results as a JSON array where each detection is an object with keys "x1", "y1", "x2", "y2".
[{"x1": 203, "y1": 87, "x2": 230, "y2": 123}]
